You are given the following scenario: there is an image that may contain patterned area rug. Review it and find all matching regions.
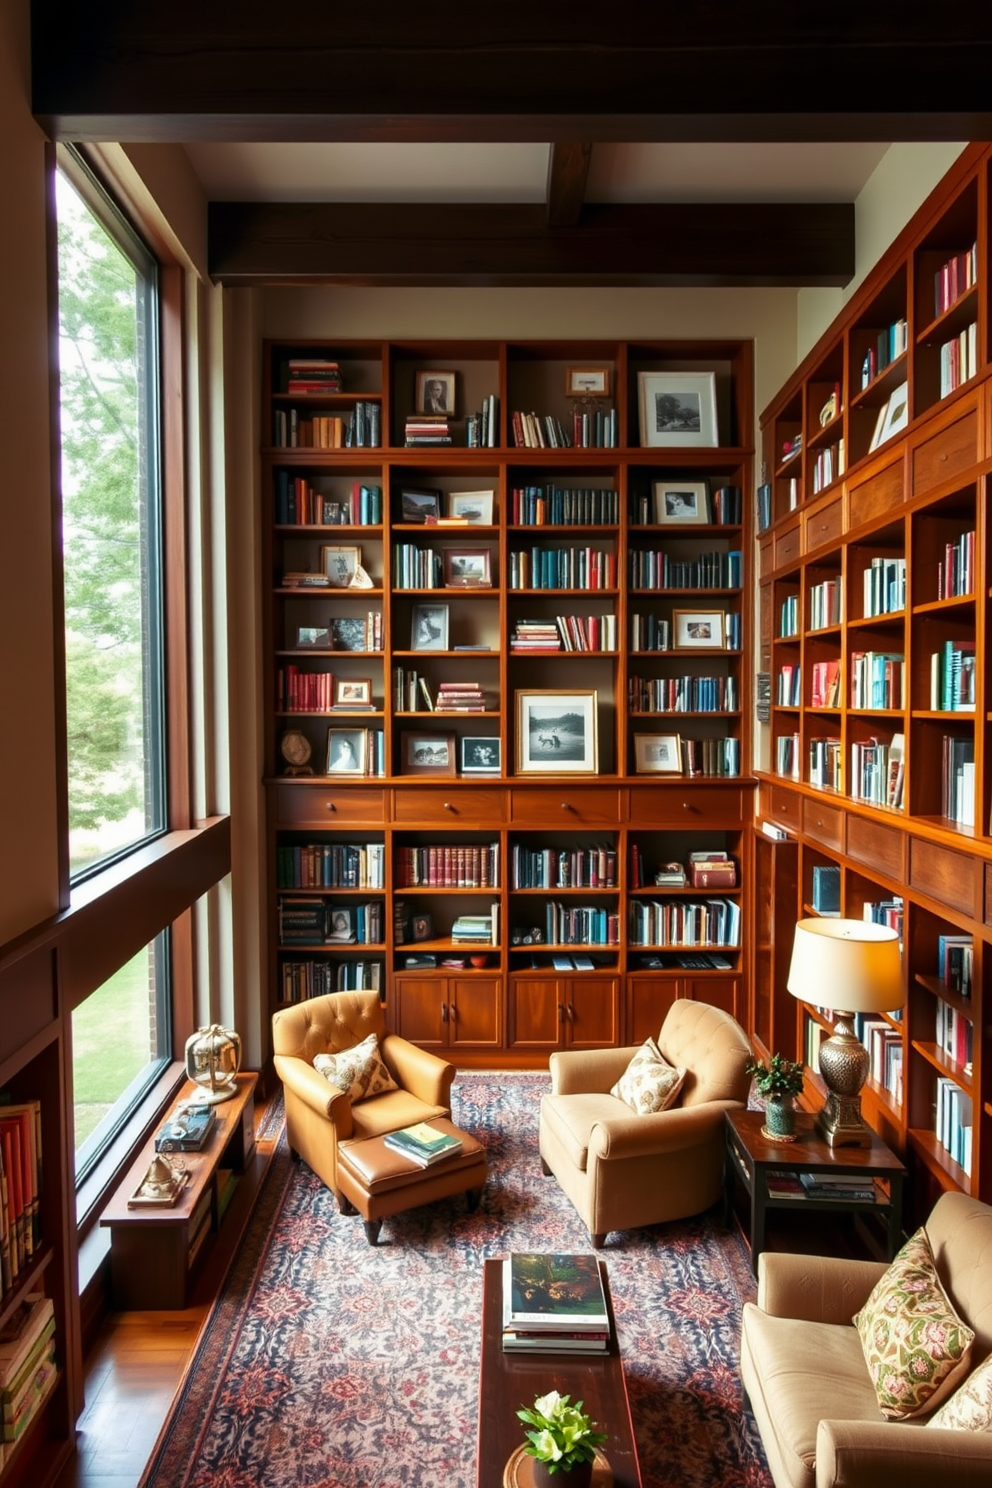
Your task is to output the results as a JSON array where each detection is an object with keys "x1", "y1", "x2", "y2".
[{"x1": 140, "y1": 1072, "x2": 772, "y2": 1488}]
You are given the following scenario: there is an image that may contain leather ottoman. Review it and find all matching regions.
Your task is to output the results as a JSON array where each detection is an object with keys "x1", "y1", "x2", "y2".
[{"x1": 337, "y1": 1116, "x2": 487, "y2": 1244}]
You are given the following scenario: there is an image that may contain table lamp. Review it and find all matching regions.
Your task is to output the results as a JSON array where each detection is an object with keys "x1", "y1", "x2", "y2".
[{"x1": 787, "y1": 917, "x2": 904, "y2": 1148}]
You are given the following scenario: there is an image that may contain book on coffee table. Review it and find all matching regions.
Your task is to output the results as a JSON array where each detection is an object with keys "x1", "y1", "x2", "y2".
[
  {"x1": 383, "y1": 1122, "x2": 462, "y2": 1167},
  {"x1": 501, "y1": 1253, "x2": 610, "y2": 1351}
]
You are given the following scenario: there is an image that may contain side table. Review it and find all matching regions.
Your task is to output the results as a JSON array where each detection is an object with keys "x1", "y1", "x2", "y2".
[{"x1": 723, "y1": 1107, "x2": 905, "y2": 1275}]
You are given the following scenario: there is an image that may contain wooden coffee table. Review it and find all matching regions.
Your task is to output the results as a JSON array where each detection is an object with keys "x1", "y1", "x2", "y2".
[{"x1": 476, "y1": 1258, "x2": 642, "y2": 1488}]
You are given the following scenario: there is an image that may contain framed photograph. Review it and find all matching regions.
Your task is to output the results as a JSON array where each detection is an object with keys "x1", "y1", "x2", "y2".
[
  {"x1": 327, "y1": 907, "x2": 355, "y2": 943},
  {"x1": 325, "y1": 728, "x2": 367, "y2": 775},
  {"x1": 400, "y1": 487, "x2": 441, "y2": 523},
  {"x1": 443, "y1": 547, "x2": 492, "y2": 588},
  {"x1": 673, "y1": 609, "x2": 726, "y2": 649},
  {"x1": 320, "y1": 545, "x2": 362, "y2": 587},
  {"x1": 638, "y1": 371, "x2": 718, "y2": 448},
  {"x1": 515, "y1": 689, "x2": 598, "y2": 775},
  {"x1": 333, "y1": 677, "x2": 372, "y2": 708},
  {"x1": 565, "y1": 365, "x2": 611, "y2": 398},
  {"x1": 449, "y1": 490, "x2": 494, "y2": 525},
  {"x1": 411, "y1": 913, "x2": 434, "y2": 942},
  {"x1": 328, "y1": 617, "x2": 369, "y2": 652},
  {"x1": 402, "y1": 732, "x2": 457, "y2": 776},
  {"x1": 634, "y1": 733, "x2": 683, "y2": 775},
  {"x1": 296, "y1": 625, "x2": 330, "y2": 649},
  {"x1": 415, "y1": 371, "x2": 456, "y2": 417},
  {"x1": 410, "y1": 602, "x2": 450, "y2": 651},
  {"x1": 460, "y1": 736, "x2": 501, "y2": 775},
  {"x1": 870, "y1": 381, "x2": 909, "y2": 451},
  {"x1": 653, "y1": 481, "x2": 710, "y2": 525}
]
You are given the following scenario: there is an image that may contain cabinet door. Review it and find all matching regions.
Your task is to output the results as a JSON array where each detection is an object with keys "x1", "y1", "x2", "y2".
[
  {"x1": 625, "y1": 977, "x2": 680, "y2": 1046},
  {"x1": 449, "y1": 977, "x2": 502, "y2": 1050},
  {"x1": 682, "y1": 975, "x2": 741, "y2": 1021},
  {"x1": 393, "y1": 978, "x2": 447, "y2": 1048},
  {"x1": 564, "y1": 977, "x2": 620, "y2": 1048},
  {"x1": 508, "y1": 978, "x2": 562, "y2": 1049}
]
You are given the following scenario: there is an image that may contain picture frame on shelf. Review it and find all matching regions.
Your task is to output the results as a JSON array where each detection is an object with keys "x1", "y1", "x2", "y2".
[
  {"x1": 460, "y1": 736, "x2": 501, "y2": 775},
  {"x1": 411, "y1": 913, "x2": 434, "y2": 942},
  {"x1": 415, "y1": 371, "x2": 456, "y2": 416},
  {"x1": 402, "y1": 731, "x2": 457, "y2": 776},
  {"x1": 515, "y1": 689, "x2": 598, "y2": 775},
  {"x1": 320, "y1": 545, "x2": 362, "y2": 587},
  {"x1": 325, "y1": 728, "x2": 367, "y2": 775},
  {"x1": 565, "y1": 365, "x2": 611, "y2": 397},
  {"x1": 333, "y1": 677, "x2": 373, "y2": 708},
  {"x1": 400, "y1": 487, "x2": 442, "y2": 523},
  {"x1": 328, "y1": 617, "x2": 370, "y2": 652},
  {"x1": 653, "y1": 480, "x2": 710, "y2": 525},
  {"x1": 328, "y1": 907, "x2": 355, "y2": 943},
  {"x1": 410, "y1": 602, "x2": 450, "y2": 651},
  {"x1": 638, "y1": 371, "x2": 718, "y2": 448},
  {"x1": 634, "y1": 733, "x2": 683, "y2": 775},
  {"x1": 673, "y1": 609, "x2": 726, "y2": 649},
  {"x1": 443, "y1": 547, "x2": 492, "y2": 588},
  {"x1": 296, "y1": 625, "x2": 330, "y2": 649},
  {"x1": 449, "y1": 490, "x2": 494, "y2": 525},
  {"x1": 869, "y1": 382, "x2": 909, "y2": 452}
]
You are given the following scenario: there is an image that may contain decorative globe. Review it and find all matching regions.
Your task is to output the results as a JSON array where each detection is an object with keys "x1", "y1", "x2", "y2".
[{"x1": 185, "y1": 1024, "x2": 242, "y2": 1103}]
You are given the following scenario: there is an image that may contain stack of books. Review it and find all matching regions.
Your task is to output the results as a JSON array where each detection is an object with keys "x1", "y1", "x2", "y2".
[
  {"x1": 452, "y1": 908, "x2": 498, "y2": 944},
  {"x1": 383, "y1": 1122, "x2": 462, "y2": 1168},
  {"x1": 509, "y1": 620, "x2": 561, "y2": 651},
  {"x1": 435, "y1": 682, "x2": 487, "y2": 712},
  {"x1": 501, "y1": 1253, "x2": 610, "y2": 1354},
  {"x1": 799, "y1": 1173, "x2": 876, "y2": 1202},
  {"x1": 404, "y1": 414, "x2": 451, "y2": 447},
  {"x1": 0, "y1": 1293, "x2": 57, "y2": 1451},
  {"x1": 286, "y1": 357, "x2": 342, "y2": 394}
]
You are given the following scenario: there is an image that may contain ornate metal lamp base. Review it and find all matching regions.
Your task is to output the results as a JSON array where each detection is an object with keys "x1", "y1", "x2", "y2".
[{"x1": 816, "y1": 1012, "x2": 872, "y2": 1148}]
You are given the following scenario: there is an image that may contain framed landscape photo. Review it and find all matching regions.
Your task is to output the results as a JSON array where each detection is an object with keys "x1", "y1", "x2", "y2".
[
  {"x1": 673, "y1": 609, "x2": 725, "y2": 649},
  {"x1": 325, "y1": 727, "x2": 367, "y2": 775},
  {"x1": 320, "y1": 545, "x2": 362, "y2": 587},
  {"x1": 638, "y1": 371, "x2": 718, "y2": 448},
  {"x1": 565, "y1": 365, "x2": 611, "y2": 398},
  {"x1": 410, "y1": 602, "x2": 450, "y2": 651},
  {"x1": 634, "y1": 733, "x2": 683, "y2": 775},
  {"x1": 333, "y1": 677, "x2": 372, "y2": 708},
  {"x1": 296, "y1": 625, "x2": 330, "y2": 650},
  {"x1": 400, "y1": 487, "x2": 441, "y2": 524},
  {"x1": 460, "y1": 736, "x2": 501, "y2": 775},
  {"x1": 516, "y1": 689, "x2": 598, "y2": 775},
  {"x1": 443, "y1": 547, "x2": 492, "y2": 588},
  {"x1": 415, "y1": 371, "x2": 456, "y2": 417},
  {"x1": 448, "y1": 490, "x2": 494, "y2": 525},
  {"x1": 653, "y1": 480, "x2": 710, "y2": 525},
  {"x1": 402, "y1": 731, "x2": 457, "y2": 776}
]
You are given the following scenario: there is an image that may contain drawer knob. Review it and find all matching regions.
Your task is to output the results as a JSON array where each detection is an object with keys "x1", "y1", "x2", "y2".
[
  {"x1": 682, "y1": 800, "x2": 697, "y2": 813},
  {"x1": 444, "y1": 801, "x2": 457, "y2": 813},
  {"x1": 560, "y1": 802, "x2": 574, "y2": 812},
  {"x1": 325, "y1": 802, "x2": 336, "y2": 813}
]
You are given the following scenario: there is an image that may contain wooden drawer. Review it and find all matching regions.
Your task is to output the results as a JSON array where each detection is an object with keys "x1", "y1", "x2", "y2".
[
  {"x1": 763, "y1": 783, "x2": 801, "y2": 833},
  {"x1": 631, "y1": 785, "x2": 745, "y2": 826},
  {"x1": 804, "y1": 496, "x2": 842, "y2": 552},
  {"x1": 912, "y1": 403, "x2": 978, "y2": 494},
  {"x1": 510, "y1": 787, "x2": 620, "y2": 826},
  {"x1": 847, "y1": 815, "x2": 904, "y2": 881},
  {"x1": 909, "y1": 837, "x2": 977, "y2": 917},
  {"x1": 802, "y1": 797, "x2": 844, "y2": 851},
  {"x1": 392, "y1": 787, "x2": 507, "y2": 825},
  {"x1": 274, "y1": 785, "x2": 386, "y2": 827},
  {"x1": 849, "y1": 458, "x2": 904, "y2": 530},
  {"x1": 774, "y1": 520, "x2": 801, "y2": 569}
]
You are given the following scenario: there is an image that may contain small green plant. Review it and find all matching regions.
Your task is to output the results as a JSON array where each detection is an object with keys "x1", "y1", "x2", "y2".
[
  {"x1": 746, "y1": 1052, "x2": 804, "y2": 1099},
  {"x1": 517, "y1": 1391, "x2": 607, "y2": 1474}
]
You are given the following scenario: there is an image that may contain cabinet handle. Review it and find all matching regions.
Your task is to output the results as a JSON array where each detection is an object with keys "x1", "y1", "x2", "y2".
[
  {"x1": 682, "y1": 800, "x2": 697, "y2": 813},
  {"x1": 566, "y1": 1003, "x2": 575, "y2": 1021},
  {"x1": 560, "y1": 802, "x2": 574, "y2": 812},
  {"x1": 441, "y1": 1002, "x2": 448, "y2": 1023},
  {"x1": 557, "y1": 1003, "x2": 565, "y2": 1022},
  {"x1": 443, "y1": 801, "x2": 457, "y2": 813},
  {"x1": 325, "y1": 802, "x2": 336, "y2": 812},
  {"x1": 449, "y1": 1002, "x2": 456, "y2": 1023}
]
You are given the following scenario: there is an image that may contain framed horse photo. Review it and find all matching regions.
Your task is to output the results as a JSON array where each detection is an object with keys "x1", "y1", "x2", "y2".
[{"x1": 515, "y1": 689, "x2": 598, "y2": 775}]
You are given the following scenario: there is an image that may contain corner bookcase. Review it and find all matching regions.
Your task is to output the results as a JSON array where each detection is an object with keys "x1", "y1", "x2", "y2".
[
  {"x1": 756, "y1": 140, "x2": 992, "y2": 1227},
  {"x1": 262, "y1": 338, "x2": 755, "y2": 1062}
]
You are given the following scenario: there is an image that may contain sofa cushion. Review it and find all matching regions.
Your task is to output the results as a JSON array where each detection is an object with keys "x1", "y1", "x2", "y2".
[
  {"x1": 610, "y1": 1037, "x2": 686, "y2": 1114},
  {"x1": 314, "y1": 1032, "x2": 398, "y2": 1104},
  {"x1": 854, "y1": 1226, "x2": 975, "y2": 1419},
  {"x1": 540, "y1": 1092, "x2": 628, "y2": 1173},
  {"x1": 927, "y1": 1352, "x2": 992, "y2": 1432}
]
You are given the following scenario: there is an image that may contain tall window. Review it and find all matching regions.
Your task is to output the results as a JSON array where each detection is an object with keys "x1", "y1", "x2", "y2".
[{"x1": 56, "y1": 161, "x2": 166, "y2": 881}]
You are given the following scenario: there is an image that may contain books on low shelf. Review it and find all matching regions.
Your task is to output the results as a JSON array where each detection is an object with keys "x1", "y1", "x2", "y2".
[
  {"x1": 383, "y1": 1122, "x2": 462, "y2": 1168},
  {"x1": 799, "y1": 1173, "x2": 876, "y2": 1202},
  {"x1": 501, "y1": 1253, "x2": 610, "y2": 1353},
  {"x1": 0, "y1": 1292, "x2": 57, "y2": 1447}
]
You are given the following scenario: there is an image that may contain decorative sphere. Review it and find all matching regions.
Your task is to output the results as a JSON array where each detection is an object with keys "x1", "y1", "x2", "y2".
[{"x1": 185, "y1": 1024, "x2": 242, "y2": 1103}]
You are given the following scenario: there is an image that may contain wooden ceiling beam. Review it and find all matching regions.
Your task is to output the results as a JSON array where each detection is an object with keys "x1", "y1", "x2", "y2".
[
  {"x1": 207, "y1": 201, "x2": 855, "y2": 287},
  {"x1": 546, "y1": 144, "x2": 592, "y2": 228}
]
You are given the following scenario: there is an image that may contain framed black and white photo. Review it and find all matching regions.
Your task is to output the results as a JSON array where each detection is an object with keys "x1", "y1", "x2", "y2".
[
  {"x1": 634, "y1": 733, "x2": 683, "y2": 775},
  {"x1": 401, "y1": 732, "x2": 457, "y2": 776},
  {"x1": 415, "y1": 371, "x2": 456, "y2": 417},
  {"x1": 448, "y1": 490, "x2": 494, "y2": 525},
  {"x1": 460, "y1": 736, "x2": 501, "y2": 775},
  {"x1": 320, "y1": 545, "x2": 362, "y2": 587},
  {"x1": 673, "y1": 609, "x2": 725, "y2": 650},
  {"x1": 443, "y1": 547, "x2": 492, "y2": 588},
  {"x1": 515, "y1": 689, "x2": 598, "y2": 775},
  {"x1": 327, "y1": 906, "x2": 355, "y2": 942},
  {"x1": 565, "y1": 365, "x2": 611, "y2": 398},
  {"x1": 410, "y1": 602, "x2": 450, "y2": 651},
  {"x1": 653, "y1": 480, "x2": 710, "y2": 525},
  {"x1": 399, "y1": 487, "x2": 442, "y2": 523},
  {"x1": 325, "y1": 728, "x2": 367, "y2": 775},
  {"x1": 638, "y1": 371, "x2": 718, "y2": 448}
]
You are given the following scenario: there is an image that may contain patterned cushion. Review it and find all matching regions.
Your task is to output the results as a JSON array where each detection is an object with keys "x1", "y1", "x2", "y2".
[
  {"x1": 854, "y1": 1226, "x2": 975, "y2": 1419},
  {"x1": 314, "y1": 1032, "x2": 398, "y2": 1104},
  {"x1": 928, "y1": 1352, "x2": 992, "y2": 1431},
  {"x1": 610, "y1": 1037, "x2": 686, "y2": 1115}
]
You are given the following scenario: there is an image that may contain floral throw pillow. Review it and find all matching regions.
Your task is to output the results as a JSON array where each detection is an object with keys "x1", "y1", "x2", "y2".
[
  {"x1": 610, "y1": 1037, "x2": 686, "y2": 1115},
  {"x1": 854, "y1": 1226, "x2": 975, "y2": 1419},
  {"x1": 927, "y1": 1352, "x2": 992, "y2": 1431},
  {"x1": 314, "y1": 1032, "x2": 397, "y2": 1104}
]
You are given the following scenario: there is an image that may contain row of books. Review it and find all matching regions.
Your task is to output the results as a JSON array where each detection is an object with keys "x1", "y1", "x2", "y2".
[
  {"x1": 278, "y1": 897, "x2": 385, "y2": 947},
  {"x1": 507, "y1": 547, "x2": 617, "y2": 591},
  {"x1": 811, "y1": 438, "x2": 845, "y2": 494},
  {"x1": 275, "y1": 474, "x2": 383, "y2": 526},
  {"x1": 627, "y1": 549, "x2": 743, "y2": 591},
  {"x1": 935, "y1": 998, "x2": 973, "y2": 1071},
  {"x1": 808, "y1": 576, "x2": 842, "y2": 629},
  {"x1": 777, "y1": 664, "x2": 801, "y2": 707},
  {"x1": 850, "y1": 650, "x2": 905, "y2": 710},
  {"x1": 464, "y1": 397, "x2": 500, "y2": 449},
  {"x1": 276, "y1": 842, "x2": 385, "y2": 890},
  {"x1": 680, "y1": 737, "x2": 741, "y2": 778},
  {"x1": 277, "y1": 667, "x2": 378, "y2": 714},
  {"x1": 501, "y1": 1253, "x2": 610, "y2": 1354},
  {"x1": 935, "y1": 1079, "x2": 973, "y2": 1176},
  {"x1": 273, "y1": 403, "x2": 381, "y2": 450},
  {"x1": 936, "y1": 529, "x2": 975, "y2": 600},
  {"x1": 512, "y1": 844, "x2": 618, "y2": 890},
  {"x1": 943, "y1": 735, "x2": 975, "y2": 826},
  {"x1": 510, "y1": 408, "x2": 619, "y2": 450},
  {"x1": 808, "y1": 737, "x2": 842, "y2": 791},
  {"x1": 860, "y1": 319, "x2": 908, "y2": 388},
  {"x1": 0, "y1": 1293, "x2": 57, "y2": 1454},
  {"x1": 766, "y1": 1172, "x2": 878, "y2": 1203},
  {"x1": 395, "y1": 843, "x2": 500, "y2": 889},
  {"x1": 628, "y1": 896, "x2": 741, "y2": 948},
  {"x1": 850, "y1": 734, "x2": 905, "y2": 811},
  {"x1": 540, "y1": 904, "x2": 620, "y2": 947},
  {"x1": 278, "y1": 960, "x2": 384, "y2": 1003},
  {"x1": 629, "y1": 675, "x2": 738, "y2": 714},
  {"x1": 938, "y1": 933, "x2": 973, "y2": 995},
  {"x1": 933, "y1": 242, "x2": 977, "y2": 317},
  {"x1": 930, "y1": 641, "x2": 976, "y2": 712},
  {"x1": 863, "y1": 555, "x2": 906, "y2": 618},
  {"x1": 510, "y1": 485, "x2": 619, "y2": 526},
  {"x1": 0, "y1": 1100, "x2": 41, "y2": 1299},
  {"x1": 938, "y1": 322, "x2": 978, "y2": 398}
]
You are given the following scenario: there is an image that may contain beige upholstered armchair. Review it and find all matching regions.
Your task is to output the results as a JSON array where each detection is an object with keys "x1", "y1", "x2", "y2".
[
  {"x1": 272, "y1": 989, "x2": 455, "y2": 1201},
  {"x1": 539, "y1": 998, "x2": 752, "y2": 1246}
]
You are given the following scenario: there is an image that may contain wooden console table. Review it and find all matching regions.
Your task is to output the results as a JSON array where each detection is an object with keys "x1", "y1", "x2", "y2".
[{"x1": 101, "y1": 1072, "x2": 257, "y2": 1309}]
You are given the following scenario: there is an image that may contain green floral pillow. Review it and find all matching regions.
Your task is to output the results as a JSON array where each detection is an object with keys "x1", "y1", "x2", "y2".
[
  {"x1": 610, "y1": 1037, "x2": 686, "y2": 1115},
  {"x1": 314, "y1": 1032, "x2": 397, "y2": 1104},
  {"x1": 927, "y1": 1352, "x2": 992, "y2": 1431},
  {"x1": 854, "y1": 1226, "x2": 975, "y2": 1419}
]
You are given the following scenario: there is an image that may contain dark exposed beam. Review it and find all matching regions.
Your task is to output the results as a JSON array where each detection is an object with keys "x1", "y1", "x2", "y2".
[
  {"x1": 31, "y1": 5, "x2": 992, "y2": 141},
  {"x1": 207, "y1": 201, "x2": 855, "y2": 288},
  {"x1": 546, "y1": 144, "x2": 592, "y2": 228}
]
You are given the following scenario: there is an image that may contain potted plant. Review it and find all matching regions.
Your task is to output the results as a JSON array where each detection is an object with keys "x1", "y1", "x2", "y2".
[
  {"x1": 746, "y1": 1052, "x2": 805, "y2": 1139},
  {"x1": 517, "y1": 1390, "x2": 607, "y2": 1484}
]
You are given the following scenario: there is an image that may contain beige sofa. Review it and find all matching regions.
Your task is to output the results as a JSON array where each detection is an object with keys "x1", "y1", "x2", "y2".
[
  {"x1": 740, "y1": 1190, "x2": 992, "y2": 1488},
  {"x1": 538, "y1": 998, "x2": 752, "y2": 1246}
]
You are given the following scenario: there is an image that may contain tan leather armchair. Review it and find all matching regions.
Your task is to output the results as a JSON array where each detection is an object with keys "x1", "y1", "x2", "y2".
[
  {"x1": 539, "y1": 997, "x2": 752, "y2": 1246},
  {"x1": 271, "y1": 990, "x2": 455, "y2": 1201}
]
